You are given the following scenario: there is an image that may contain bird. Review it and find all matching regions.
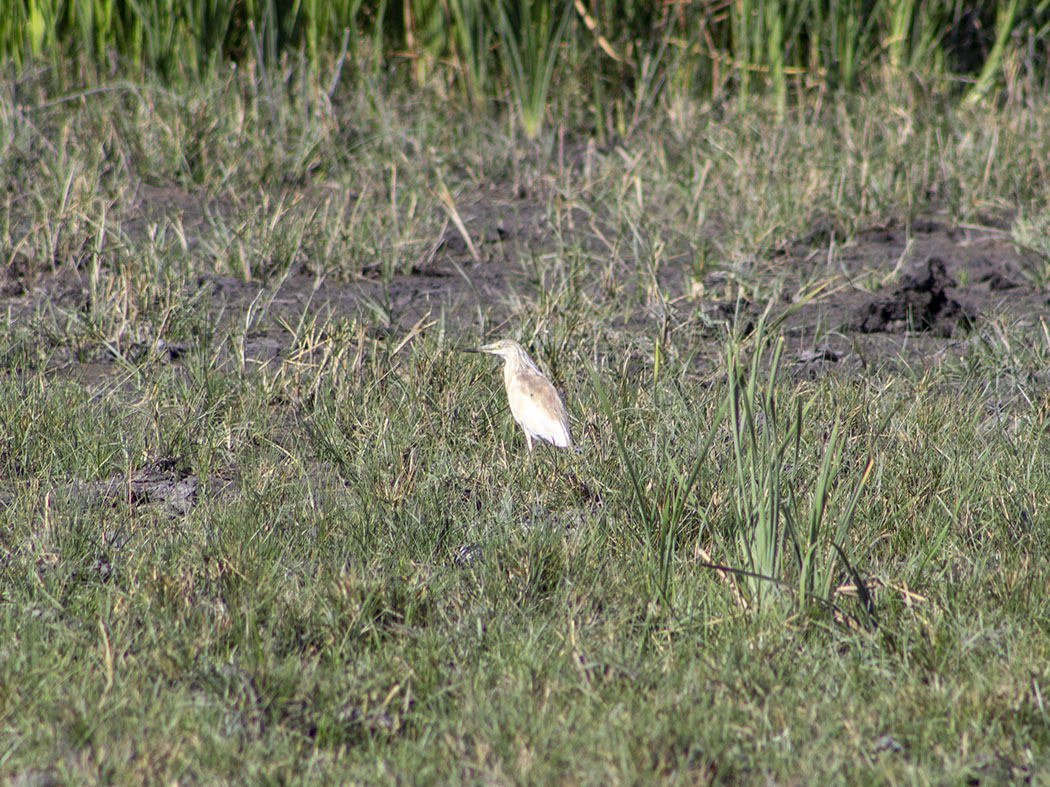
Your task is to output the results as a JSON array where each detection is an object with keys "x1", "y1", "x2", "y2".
[{"x1": 466, "y1": 339, "x2": 573, "y2": 452}]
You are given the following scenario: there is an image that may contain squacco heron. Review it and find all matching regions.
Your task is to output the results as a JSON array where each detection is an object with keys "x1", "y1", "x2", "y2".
[{"x1": 467, "y1": 339, "x2": 572, "y2": 452}]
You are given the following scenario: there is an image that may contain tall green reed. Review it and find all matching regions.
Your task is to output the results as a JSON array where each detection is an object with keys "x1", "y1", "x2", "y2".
[
  {"x1": 448, "y1": 0, "x2": 492, "y2": 106},
  {"x1": 721, "y1": 309, "x2": 874, "y2": 619},
  {"x1": 3, "y1": 1, "x2": 1046, "y2": 128},
  {"x1": 495, "y1": 0, "x2": 573, "y2": 139},
  {"x1": 595, "y1": 305, "x2": 875, "y2": 623}
]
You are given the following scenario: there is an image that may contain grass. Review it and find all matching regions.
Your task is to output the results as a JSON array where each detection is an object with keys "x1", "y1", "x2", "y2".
[{"x1": 2, "y1": 54, "x2": 1050, "y2": 782}]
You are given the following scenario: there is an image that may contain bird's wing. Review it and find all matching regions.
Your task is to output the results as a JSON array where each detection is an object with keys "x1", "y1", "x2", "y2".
[{"x1": 507, "y1": 371, "x2": 572, "y2": 448}]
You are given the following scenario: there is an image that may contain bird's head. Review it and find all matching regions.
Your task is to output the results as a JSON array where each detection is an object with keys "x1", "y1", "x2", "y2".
[{"x1": 468, "y1": 339, "x2": 523, "y2": 360}]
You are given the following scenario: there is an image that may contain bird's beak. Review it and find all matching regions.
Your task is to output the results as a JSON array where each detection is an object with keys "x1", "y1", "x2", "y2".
[
  {"x1": 461, "y1": 347, "x2": 483, "y2": 354},
  {"x1": 470, "y1": 343, "x2": 499, "y2": 355}
]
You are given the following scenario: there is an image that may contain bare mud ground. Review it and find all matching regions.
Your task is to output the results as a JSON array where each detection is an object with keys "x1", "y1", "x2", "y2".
[{"x1": 6, "y1": 182, "x2": 1047, "y2": 385}]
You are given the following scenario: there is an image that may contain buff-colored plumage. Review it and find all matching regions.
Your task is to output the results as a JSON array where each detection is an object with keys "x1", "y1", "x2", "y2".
[{"x1": 468, "y1": 339, "x2": 572, "y2": 452}]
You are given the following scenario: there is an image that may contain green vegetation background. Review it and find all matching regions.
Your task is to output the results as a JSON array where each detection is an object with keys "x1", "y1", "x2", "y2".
[{"x1": 2, "y1": 0, "x2": 1050, "y2": 783}]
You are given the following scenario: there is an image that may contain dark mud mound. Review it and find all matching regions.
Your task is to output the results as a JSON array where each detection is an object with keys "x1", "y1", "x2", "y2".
[{"x1": 850, "y1": 257, "x2": 975, "y2": 337}]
